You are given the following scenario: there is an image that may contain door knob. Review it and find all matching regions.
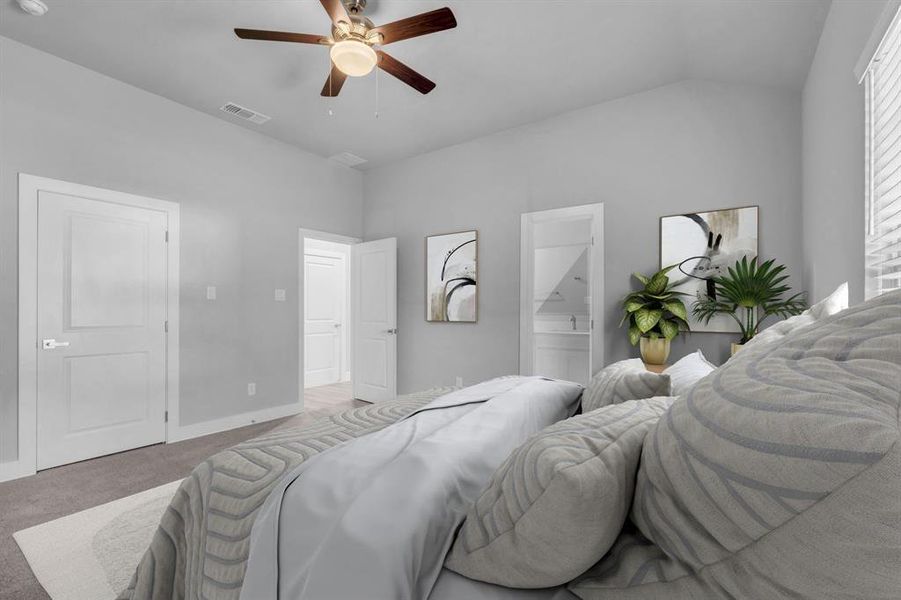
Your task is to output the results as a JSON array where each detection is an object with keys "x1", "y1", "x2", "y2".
[
  {"x1": 42, "y1": 339, "x2": 70, "y2": 350},
  {"x1": 385, "y1": 328, "x2": 397, "y2": 335},
  {"x1": 334, "y1": 323, "x2": 342, "y2": 328}
]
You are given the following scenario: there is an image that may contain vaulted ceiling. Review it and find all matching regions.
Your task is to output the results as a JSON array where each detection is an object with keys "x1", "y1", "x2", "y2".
[{"x1": 0, "y1": 0, "x2": 830, "y2": 168}]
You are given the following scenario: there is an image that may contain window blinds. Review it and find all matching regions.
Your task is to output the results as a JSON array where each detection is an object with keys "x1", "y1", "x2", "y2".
[{"x1": 865, "y1": 10, "x2": 901, "y2": 299}]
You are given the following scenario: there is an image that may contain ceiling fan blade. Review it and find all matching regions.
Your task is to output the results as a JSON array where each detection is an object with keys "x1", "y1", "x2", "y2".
[
  {"x1": 372, "y1": 7, "x2": 456, "y2": 45},
  {"x1": 320, "y1": 0, "x2": 351, "y2": 26},
  {"x1": 377, "y1": 51, "x2": 436, "y2": 94},
  {"x1": 234, "y1": 28, "x2": 325, "y2": 44},
  {"x1": 321, "y1": 63, "x2": 348, "y2": 97}
]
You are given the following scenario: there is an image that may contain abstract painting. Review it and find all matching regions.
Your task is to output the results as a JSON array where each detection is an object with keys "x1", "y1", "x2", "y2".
[
  {"x1": 426, "y1": 230, "x2": 477, "y2": 322},
  {"x1": 660, "y1": 206, "x2": 758, "y2": 332}
]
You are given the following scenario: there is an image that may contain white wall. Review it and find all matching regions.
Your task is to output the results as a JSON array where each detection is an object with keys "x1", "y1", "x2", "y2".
[
  {"x1": 0, "y1": 37, "x2": 363, "y2": 464},
  {"x1": 801, "y1": 0, "x2": 894, "y2": 306},
  {"x1": 364, "y1": 80, "x2": 803, "y2": 394}
]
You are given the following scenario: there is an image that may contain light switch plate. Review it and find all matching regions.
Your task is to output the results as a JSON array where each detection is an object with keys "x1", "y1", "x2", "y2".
[
  {"x1": 247, "y1": 382, "x2": 256, "y2": 396},
  {"x1": 274, "y1": 289, "x2": 286, "y2": 302},
  {"x1": 206, "y1": 286, "x2": 217, "y2": 300}
]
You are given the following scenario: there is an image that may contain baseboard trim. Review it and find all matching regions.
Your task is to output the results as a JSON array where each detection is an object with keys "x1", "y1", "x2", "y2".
[
  {"x1": 0, "y1": 458, "x2": 37, "y2": 483},
  {"x1": 0, "y1": 404, "x2": 302, "y2": 483},
  {"x1": 167, "y1": 402, "x2": 303, "y2": 443}
]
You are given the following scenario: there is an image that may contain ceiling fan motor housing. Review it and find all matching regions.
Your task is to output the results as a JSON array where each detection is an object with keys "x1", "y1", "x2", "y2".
[{"x1": 332, "y1": 14, "x2": 382, "y2": 46}]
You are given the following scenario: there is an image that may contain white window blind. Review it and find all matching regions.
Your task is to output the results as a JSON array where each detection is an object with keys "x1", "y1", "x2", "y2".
[{"x1": 865, "y1": 8, "x2": 901, "y2": 299}]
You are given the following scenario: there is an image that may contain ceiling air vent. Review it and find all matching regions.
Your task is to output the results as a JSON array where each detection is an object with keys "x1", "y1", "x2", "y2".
[
  {"x1": 220, "y1": 102, "x2": 270, "y2": 125},
  {"x1": 329, "y1": 152, "x2": 368, "y2": 168}
]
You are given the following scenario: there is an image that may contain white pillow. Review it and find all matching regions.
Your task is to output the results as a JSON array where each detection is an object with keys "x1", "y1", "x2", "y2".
[
  {"x1": 744, "y1": 282, "x2": 849, "y2": 351},
  {"x1": 663, "y1": 350, "x2": 716, "y2": 396}
]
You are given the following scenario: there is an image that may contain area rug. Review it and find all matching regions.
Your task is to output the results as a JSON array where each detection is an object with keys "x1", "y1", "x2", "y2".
[{"x1": 14, "y1": 480, "x2": 181, "y2": 600}]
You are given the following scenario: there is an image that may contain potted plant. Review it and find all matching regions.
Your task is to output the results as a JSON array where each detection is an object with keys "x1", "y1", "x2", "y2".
[
  {"x1": 692, "y1": 256, "x2": 807, "y2": 354},
  {"x1": 620, "y1": 265, "x2": 690, "y2": 365}
]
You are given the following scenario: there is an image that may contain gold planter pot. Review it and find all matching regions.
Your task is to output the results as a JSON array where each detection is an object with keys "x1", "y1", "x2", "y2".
[
  {"x1": 640, "y1": 337, "x2": 671, "y2": 365},
  {"x1": 730, "y1": 342, "x2": 744, "y2": 356}
]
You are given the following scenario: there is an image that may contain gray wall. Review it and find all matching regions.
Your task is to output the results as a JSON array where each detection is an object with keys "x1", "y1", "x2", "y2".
[
  {"x1": 0, "y1": 38, "x2": 363, "y2": 463},
  {"x1": 363, "y1": 80, "x2": 803, "y2": 394},
  {"x1": 801, "y1": 0, "x2": 892, "y2": 305}
]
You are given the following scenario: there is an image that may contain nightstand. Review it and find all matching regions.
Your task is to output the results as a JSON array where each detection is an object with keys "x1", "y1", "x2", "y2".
[{"x1": 644, "y1": 362, "x2": 669, "y2": 374}]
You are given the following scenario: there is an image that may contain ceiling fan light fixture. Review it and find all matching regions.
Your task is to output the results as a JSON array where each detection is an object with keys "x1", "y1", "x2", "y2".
[{"x1": 330, "y1": 39, "x2": 377, "y2": 77}]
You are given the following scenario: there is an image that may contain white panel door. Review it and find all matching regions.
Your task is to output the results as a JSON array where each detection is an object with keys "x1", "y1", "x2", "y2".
[
  {"x1": 36, "y1": 191, "x2": 168, "y2": 469},
  {"x1": 351, "y1": 238, "x2": 396, "y2": 403},
  {"x1": 304, "y1": 252, "x2": 345, "y2": 388}
]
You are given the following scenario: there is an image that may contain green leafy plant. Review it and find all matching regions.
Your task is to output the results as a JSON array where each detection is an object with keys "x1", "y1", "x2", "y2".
[
  {"x1": 620, "y1": 265, "x2": 691, "y2": 346},
  {"x1": 692, "y1": 256, "x2": 807, "y2": 344}
]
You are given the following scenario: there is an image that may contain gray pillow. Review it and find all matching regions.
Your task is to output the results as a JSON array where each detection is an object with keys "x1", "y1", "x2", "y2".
[
  {"x1": 582, "y1": 358, "x2": 670, "y2": 413},
  {"x1": 571, "y1": 288, "x2": 901, "y2": 599},
  {"x1": 445, "y1": 397, "x2": 672, "y2": 589}
]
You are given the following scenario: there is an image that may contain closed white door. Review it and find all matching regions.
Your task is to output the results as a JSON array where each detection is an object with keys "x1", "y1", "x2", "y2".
[
  {"x1": 36, "y1": 191, "x2": 168, "y2": 470},
  {"x1": 351, "y1": 238, "x2": 397, "y2": 403},
  {"x1": 304, "y1": 251, "x2": 345, "y2": 388}
]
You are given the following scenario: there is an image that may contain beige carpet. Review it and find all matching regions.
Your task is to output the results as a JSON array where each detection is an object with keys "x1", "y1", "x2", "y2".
[{"x1": 13, "y1": 480, "x2": 181, "y2": 600}]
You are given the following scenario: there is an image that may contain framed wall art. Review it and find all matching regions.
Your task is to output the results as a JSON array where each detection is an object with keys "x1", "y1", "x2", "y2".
[
  {"x1": 660, "y1": 206, "x2": 758, "y2": 333},
  {"x1": 426, "y1": 230, "x2": 477, "y2": 322}
]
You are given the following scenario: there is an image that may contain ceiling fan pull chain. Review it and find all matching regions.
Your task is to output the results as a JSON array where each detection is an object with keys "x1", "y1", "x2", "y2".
[
  {"x1": 375, "y1": 60, "x2": 380, "y2": 119},
  {"x1": 328, "y1": 52, "x2": 335, "y2": 116}
]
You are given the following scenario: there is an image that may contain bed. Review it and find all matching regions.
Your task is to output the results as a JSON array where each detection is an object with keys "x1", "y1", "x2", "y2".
[
  {"x1": 120, "y1": 290, "x2": 901, "y2": 600},
  {"x1": 118, "y1": 378, "x2": 585, "y2": 600}
]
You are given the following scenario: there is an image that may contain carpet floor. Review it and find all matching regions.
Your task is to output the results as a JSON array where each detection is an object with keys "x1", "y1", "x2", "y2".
[{"x1": 0, "y1": 383, "x2": 362, "y2": 600}]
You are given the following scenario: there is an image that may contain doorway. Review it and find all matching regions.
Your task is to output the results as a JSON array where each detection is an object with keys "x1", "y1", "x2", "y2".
[
  {"x1": 303, "y1": 237, "x2": 352, "y2": 391},
  {"x1": 16, "y1": 174, "x2": 179, "y2": 476},
  {"x1": 520, "y1": 204, "x2": 604, "y2": 385},
  {"x1": 298, "y1": 230, "x2": 398, "y2": 405}
]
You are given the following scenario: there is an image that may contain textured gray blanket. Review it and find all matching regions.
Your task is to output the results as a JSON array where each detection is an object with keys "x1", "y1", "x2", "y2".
[{"x1": 118, "y1": 387, "x2": 451, "y2": 600}]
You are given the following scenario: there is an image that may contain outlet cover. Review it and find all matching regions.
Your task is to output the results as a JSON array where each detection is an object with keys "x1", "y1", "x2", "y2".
[
  {"x1": 206, "y1": 286, "x2": 217, "y2": 300},
  {"x1": 274, "y1": 289, "x2": 286, "y2": 302},
  {"x1": 247, "y1": 382, "x2": 256, "y2": 396}
]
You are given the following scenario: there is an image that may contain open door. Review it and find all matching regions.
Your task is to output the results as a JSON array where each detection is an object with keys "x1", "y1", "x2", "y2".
[{"x1": 351, "y1": 238, "x2": 397, "y2": 402}]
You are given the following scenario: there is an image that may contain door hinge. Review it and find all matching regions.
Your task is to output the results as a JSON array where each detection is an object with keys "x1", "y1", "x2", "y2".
[
  {"x1": 164, "y1": 320, "x2": 169, "y2": 332},
  {"x1": 165, "y1": 230, "x2": 169, "y2": 243},
  {"x1": 164, "y1": 410, "x2": 169, "y2": 423},
  {"x1": 591, "y1": 236, "x2": 595, "y2": 246},
  {"x1": 591, "y1": 319, "x2": 595, "y2": 330}
]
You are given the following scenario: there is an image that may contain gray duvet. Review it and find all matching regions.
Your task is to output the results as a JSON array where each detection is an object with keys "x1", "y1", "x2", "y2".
[{"x1": 240, "y1": 376, "x2": 584, "y2": 600}]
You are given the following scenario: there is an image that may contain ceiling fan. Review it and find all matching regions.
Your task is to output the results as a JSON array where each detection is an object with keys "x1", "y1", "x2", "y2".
[{"x1": 235, "y1": 0, "x2": 456, "y2": 97}]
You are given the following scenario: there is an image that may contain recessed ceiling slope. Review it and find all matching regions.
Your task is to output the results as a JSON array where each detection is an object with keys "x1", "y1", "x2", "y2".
[{"x1": 0, "y1": 1, "x2": 829, "y2": 169}]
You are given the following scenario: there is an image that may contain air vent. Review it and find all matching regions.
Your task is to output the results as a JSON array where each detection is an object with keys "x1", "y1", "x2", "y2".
[
  {"x1": 329, "y1": 151, "x2": 368, "y2": 168},
  {"x1": 220, "y1": 102, "x2": 270, "y2": 125}
]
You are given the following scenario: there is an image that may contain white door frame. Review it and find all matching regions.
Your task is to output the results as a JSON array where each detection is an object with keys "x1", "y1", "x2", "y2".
[
  {"x1": 7, "y1": 173, "x2": 180, "y2": 482},
  {"x1": 520, "y1": 203, "x2": 605, "y2": 381},
  {"x1": 298, "y1": 228, "x2": 361, "y2": 404}
]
